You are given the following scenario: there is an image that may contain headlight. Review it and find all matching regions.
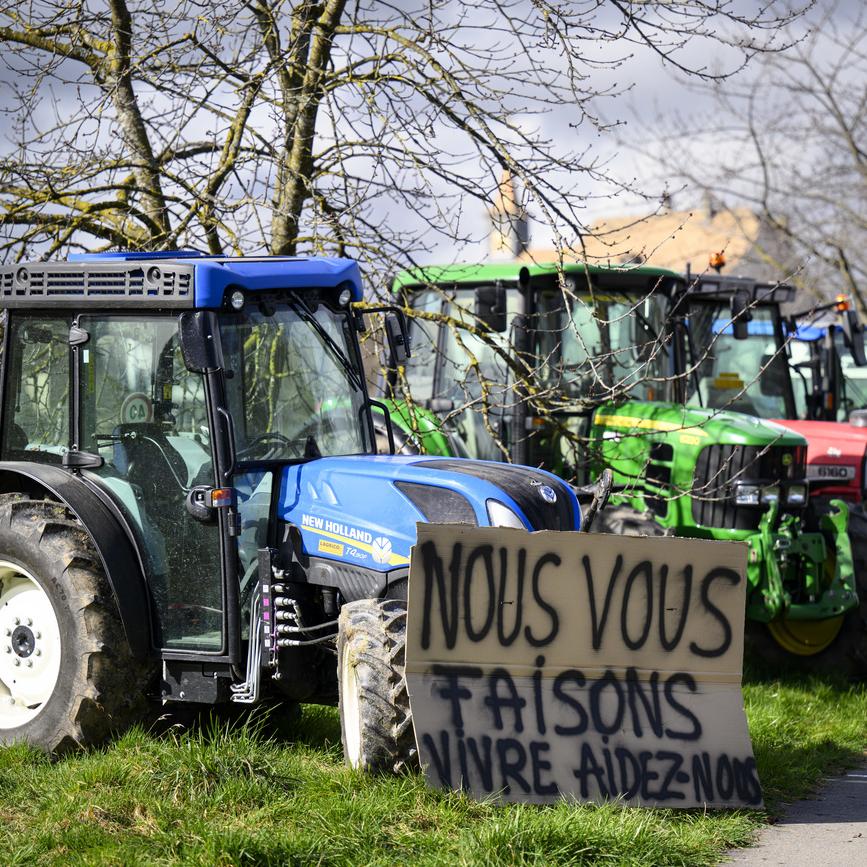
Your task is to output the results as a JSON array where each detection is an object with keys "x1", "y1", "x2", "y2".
[
  {"x1": 735, "y1": 484, "x2": 760, "y2": 506},
  {"x1": 486, "y1": 499, "x2": 527, "y2": 529},
  {"x1": 760, "y1": 485, "x2": 780, "y2": 505},
  {"x1": 785, "y1": 484, "x2": 807, "y2": 507},
  {"x1": 393, "y1": 482, "x2": 477, "y2": 524}
]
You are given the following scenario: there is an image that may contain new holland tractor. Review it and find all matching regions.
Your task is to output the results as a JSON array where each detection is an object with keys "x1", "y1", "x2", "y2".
[
  {"x1": 0, "y1": 253, "x2": 595, "y2": 764},
  {"x1": 382, "y1": 262, "x2": 859, "y2": 668}
]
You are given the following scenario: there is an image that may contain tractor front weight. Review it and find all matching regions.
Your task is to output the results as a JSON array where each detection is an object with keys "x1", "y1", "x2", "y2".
[{"x1": 746, "y1": 499, "x2": 855, "y2": 624}]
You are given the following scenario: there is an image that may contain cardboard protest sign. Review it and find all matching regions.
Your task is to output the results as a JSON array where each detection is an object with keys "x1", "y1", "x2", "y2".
[{"x1": 405, "y1": 525, "x2": 760, "y2": 808}]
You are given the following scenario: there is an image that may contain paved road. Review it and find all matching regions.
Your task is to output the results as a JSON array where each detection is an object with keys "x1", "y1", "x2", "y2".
[{"x1": 725, "y1": 766, "x2": 867, "y2": 865}]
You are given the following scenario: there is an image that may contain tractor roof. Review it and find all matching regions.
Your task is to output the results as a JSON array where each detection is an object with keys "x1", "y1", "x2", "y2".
[
  {"x1": 0, "y1": 252, "x2": 364, "y2": 309},
  {"x1": 392, "y1": 260, "x2": 681, "y2": 292},
  {"x1": 689, "y1": 274, "x2": 795, "y2": 305}
]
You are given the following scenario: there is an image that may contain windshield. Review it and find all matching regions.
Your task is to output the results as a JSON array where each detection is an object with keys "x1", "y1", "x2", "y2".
[
  {"x1": 220, "y1": 300, "x2": 372, "y2": 461},
  {"x1": 535, "y1": 290, "x2": 670, "y2": 403},
  {"x1": 837, "y1": 331, "x2": 867, "y2": 413},
  {"x1": 685, "y1": 302, "x2": 792, "y2": 418},
  {"x1": 401, "y1": 287, "x2": 517, "y2": 462}
]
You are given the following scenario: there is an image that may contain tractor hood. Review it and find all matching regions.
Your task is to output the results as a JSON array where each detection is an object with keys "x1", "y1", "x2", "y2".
[
  {"x1": 773, "y1": 418, "x2": 867, "y2": 500},
  {"x1": 593, "y1": 401, "x2": 806, "y2": 448},
  {"x1": 276, "y1": 455, "x2": 581, "y2": 573}
]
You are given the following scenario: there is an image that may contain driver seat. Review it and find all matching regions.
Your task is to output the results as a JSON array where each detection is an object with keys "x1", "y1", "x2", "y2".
[{"x1": 113, "y1": 422, "x2": 189, "y2": 502}]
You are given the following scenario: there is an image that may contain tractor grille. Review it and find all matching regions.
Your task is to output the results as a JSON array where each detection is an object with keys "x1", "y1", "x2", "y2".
[
  {"x1": 644, "y1": 440, "x2": 674, "y2": 518},
  {"x1": 692, "y1": 443, "x2": 806, "y2": 530},
  {"x1": 0, "y1": 263, "x2": 194, "y2": 308}
]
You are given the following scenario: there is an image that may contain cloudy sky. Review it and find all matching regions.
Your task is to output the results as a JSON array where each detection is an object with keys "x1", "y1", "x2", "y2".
[{"x1": 0, "y1": 0, "x2": 860, "y2": 266}]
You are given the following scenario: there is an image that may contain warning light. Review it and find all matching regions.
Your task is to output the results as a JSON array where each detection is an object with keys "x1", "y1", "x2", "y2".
[
  {"x1": 835, "y1": 294, "x2": 851, "y2": 311},
  {"x1": 210, "y1": 488, "x2": 235, "y2": 508},
  {"x1": 709, "y1": 251, "x2": 726, "y2": 273}
]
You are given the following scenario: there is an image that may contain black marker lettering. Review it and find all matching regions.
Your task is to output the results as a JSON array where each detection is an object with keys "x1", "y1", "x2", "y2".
[
  {"x1": 432, "y1": 664, "x2": 483, "y2": 728},
  {"x1": 659, "y1": 564, "x2": 692, "y2": 652},
  {"x1": 621, "y1": 560, "x2": 653, "y2": 650},
  {"x1": 422, "y1": 731, "x2": 452, "y2": 787},
  {"x1": 553, "y1": 669, "x2": 588, "y2": 736},
  {"x1": 497, "y1": 547, "x2": 524, "y2": 645},
  {"x1": 420, "y1": 540, "x2": 461, "y2": 649},
  {"x1": 663, "y1": 673, "x2": 702, "y2": 741},
  {"x1": 525, "y1": 552, "x2": 561, "y2": 647},
  {"x1": 690, "y1": 567, "x2": 741, "y2": 658},
  {"x1": 497, "y1": 738, "x2": 531, "y2": 796},
  {"x1": 484, "y1": 669, "x2": 527, "y2": 732},
  {"x1": 464, "y1": 545, "x2": 496, "y2": 642},
  {"x1": 585, "y1": 553, "x2": 623, "y2": 650}
]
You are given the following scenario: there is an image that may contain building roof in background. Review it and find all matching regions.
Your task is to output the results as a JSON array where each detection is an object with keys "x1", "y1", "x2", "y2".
[{"x1": 521, "y1": 206, "x2": 763, "y2": 274}]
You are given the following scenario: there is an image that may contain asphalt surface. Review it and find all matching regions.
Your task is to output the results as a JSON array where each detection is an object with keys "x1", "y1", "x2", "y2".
[{"x1": 724, "y1": 764, "x2": 867, "y2": 865}]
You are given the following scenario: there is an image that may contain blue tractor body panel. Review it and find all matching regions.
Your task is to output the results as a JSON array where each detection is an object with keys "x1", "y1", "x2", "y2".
[
  {"x1": 69, "y1": 252, "x2": 364, "y2": 305},
  {"x1": 277, "y1": 455, "x2": 582, "y2": 573}
]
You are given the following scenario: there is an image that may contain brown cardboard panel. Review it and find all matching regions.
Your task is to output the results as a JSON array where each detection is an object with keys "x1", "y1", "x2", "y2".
[{"x1": 406, "y1": 524, "x2": 760, "y2": 808}]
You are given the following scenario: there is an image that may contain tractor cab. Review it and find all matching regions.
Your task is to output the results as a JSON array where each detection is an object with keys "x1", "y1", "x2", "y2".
[{"x1": 392, "y1": 262, "x2": 684, "y2": 476}]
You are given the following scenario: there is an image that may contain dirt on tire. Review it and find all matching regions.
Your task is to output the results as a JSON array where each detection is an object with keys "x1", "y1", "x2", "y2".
[{"x1": 337, "y1": 597, "x2": 417, "y2": 773}]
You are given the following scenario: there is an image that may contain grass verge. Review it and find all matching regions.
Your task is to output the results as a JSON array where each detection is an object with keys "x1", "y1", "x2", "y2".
[{"x1": 0, "y1": 668, "x2": 865, "y2": 866}]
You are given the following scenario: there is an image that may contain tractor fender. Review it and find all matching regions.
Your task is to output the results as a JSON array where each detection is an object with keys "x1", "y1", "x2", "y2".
[{"x1": 0, "y1": 462, "x2": 151, "y2": 660}]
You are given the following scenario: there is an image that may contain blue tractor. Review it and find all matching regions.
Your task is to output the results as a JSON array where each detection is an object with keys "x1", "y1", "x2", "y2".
[{"x1": 0, "y1": 253, "x2": 588, "y2": 769}]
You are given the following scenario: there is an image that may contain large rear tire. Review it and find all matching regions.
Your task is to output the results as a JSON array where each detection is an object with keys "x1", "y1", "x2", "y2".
[
  {"x1": 337, "y1": 598, "x2": 417, "y2": 773},
  {"x1": 589, "y1": 502, "x2": 670, "y2": 536},
  {"x1": 748, "y1": 504, "x2": 867, "y2": 677},
  {"x1": 0, "y1": 494, "x2": 149, "y2": 752}
]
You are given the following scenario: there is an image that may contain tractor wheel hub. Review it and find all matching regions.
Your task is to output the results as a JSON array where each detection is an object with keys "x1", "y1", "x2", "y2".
[
  {"x1": 11, "y1": 625, "x2": 35, "y2": 658},
  {"x1": 0, "y1": 561, "x2": 62, "y2": 728}
]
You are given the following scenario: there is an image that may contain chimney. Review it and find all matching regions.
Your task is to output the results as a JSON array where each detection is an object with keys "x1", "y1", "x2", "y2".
[{"x1": 489, "y1": 169, "x2": 529, "y2": 259}]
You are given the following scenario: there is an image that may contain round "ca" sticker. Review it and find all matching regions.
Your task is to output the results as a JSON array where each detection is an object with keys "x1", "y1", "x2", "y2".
[{"x1": 120, "y1": 392, "x2": 153, "y2": 424}]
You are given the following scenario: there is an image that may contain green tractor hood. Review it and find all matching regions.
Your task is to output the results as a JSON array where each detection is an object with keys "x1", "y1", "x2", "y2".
[{"x1": 592, "y1": 400, "x2": 806, "y2": 450}]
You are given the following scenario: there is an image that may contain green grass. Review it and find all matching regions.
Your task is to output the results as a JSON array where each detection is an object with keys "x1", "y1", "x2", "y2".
[{"x1": 1, "y1": 669, "x2": 866, "y2": 866}]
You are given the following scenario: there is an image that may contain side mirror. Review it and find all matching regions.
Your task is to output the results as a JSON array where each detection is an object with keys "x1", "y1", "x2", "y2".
[
  {"x1": 475, "y1": 282, "x2": 507, "y2": 333},
  {"x1": 385, "y1": 310, "x2": 411, "y2": 365},
  {"x1": 179, "y1": 311, "x2": 224, "y2": 372},
  {"x1": 842, "y1": 309, "x2": 867, "y2": 367},
  {"x1": 731, "y1": 289, "x2": 752, "y2": 340}
]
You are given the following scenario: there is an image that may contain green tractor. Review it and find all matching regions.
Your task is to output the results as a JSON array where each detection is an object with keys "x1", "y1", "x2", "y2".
[{"x1": 381, "y1": 262, "x2": 859, "y2": 667}]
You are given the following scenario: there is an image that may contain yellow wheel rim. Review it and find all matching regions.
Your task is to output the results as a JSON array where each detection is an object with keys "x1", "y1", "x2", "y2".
[{"x1": 766, "y1": 616, "x2": 845, "y2": 656}]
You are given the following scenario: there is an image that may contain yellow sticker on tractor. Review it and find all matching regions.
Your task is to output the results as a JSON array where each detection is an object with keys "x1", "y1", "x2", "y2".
[
  {"x1": 713, "y1": 372, "x2": 745, "y2": 390},
  {"x1": 318, "y1": 539, "x2": 345, "y2": 556}
]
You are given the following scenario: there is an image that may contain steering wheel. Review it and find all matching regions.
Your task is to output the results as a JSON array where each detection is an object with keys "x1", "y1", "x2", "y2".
[{"x1": 235, "y1": 432, "x2": 302, "y2": 461}]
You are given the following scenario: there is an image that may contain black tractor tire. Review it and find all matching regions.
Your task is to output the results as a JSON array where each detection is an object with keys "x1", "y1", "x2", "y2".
[
  {"x1": 746, "y1": 504, "x2": 867, "y2": 678},
  {"x1": 337, "y1": 598, "x2": 417, "y2": 773},
  {"x1": 589, "y1": 502, "x2": 671, "y2": 536},
  {"x1": 0, "y1": 494, "x2": 150, "y2": 752}
]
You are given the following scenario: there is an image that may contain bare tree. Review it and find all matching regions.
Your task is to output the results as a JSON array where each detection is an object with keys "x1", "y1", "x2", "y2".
[
  {"x1": 0, "y1": 0, "x2": 809, "y2": 279},
  {"x1": 634, "y1": 0, "x2": 867, "y2": 312}
]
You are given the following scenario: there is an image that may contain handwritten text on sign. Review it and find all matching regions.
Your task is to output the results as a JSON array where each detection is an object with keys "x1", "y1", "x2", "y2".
[{"x1": 405, "y1": 525, "x2": 760, "y2": 808}]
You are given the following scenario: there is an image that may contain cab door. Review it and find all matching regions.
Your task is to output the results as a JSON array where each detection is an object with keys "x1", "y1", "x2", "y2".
[{"x1": 78, "y1": 315, "x2": 226, "y2": 653}]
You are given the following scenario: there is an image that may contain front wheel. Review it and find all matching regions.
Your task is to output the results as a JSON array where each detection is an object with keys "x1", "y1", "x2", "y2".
[
  {"x1": 0, "y1": 494, "x2": 149, "y2": 752},
  {"x1": 337, "y1": 598, "x2": 417, "y2": 773}
]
